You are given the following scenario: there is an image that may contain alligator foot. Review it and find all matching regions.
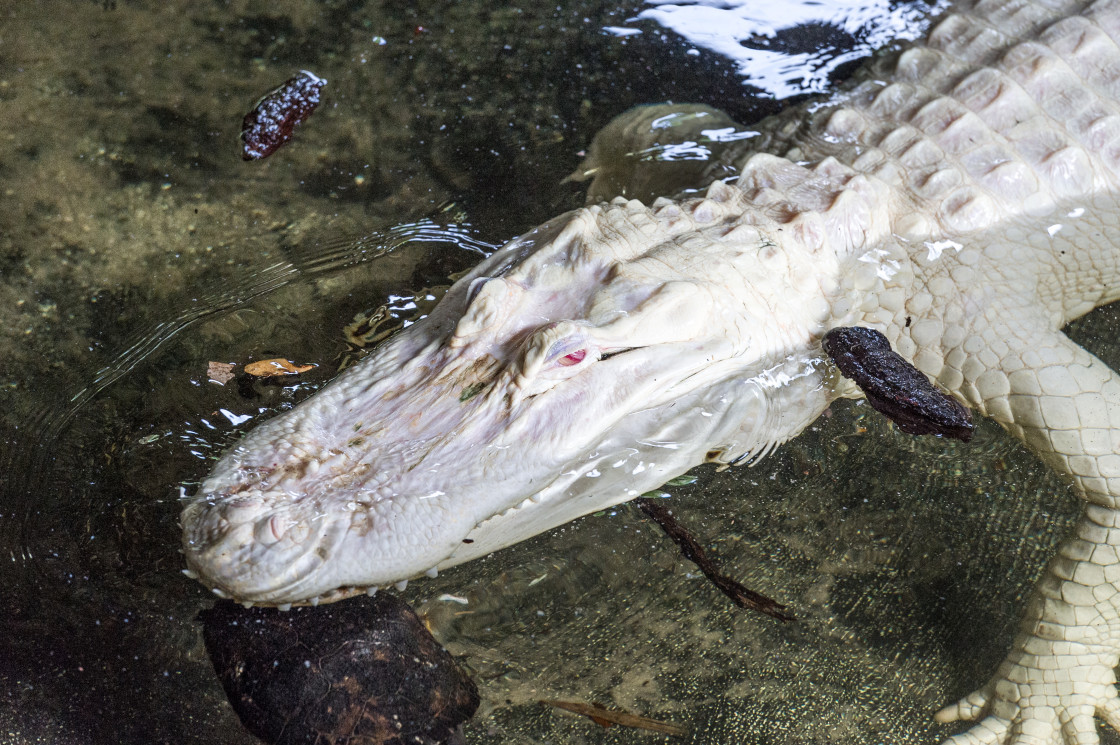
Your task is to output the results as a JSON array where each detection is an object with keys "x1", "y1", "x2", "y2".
[
  {"x1": 935, "y1": 668, "x2": 1120, "y2": 744},
  {"x1": 934, "y1": 506, "x2": 1120, "y2": 744}
]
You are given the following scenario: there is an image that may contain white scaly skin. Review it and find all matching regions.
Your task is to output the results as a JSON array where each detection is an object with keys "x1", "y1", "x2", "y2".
[{"x1": 181, "y1": 0, "x2": 1120, "y2": 740}]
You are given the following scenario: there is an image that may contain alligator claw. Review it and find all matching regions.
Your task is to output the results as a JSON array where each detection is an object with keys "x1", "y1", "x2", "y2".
[
  {"x1": 935, "y1": 675, "x2": 1120, "y2": 745},
  {"x1": 823, "y1": 326, "x2": 973, "y2": 441}
]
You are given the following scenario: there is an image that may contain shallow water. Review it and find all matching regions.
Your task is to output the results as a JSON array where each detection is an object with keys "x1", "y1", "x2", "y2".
[{"x1": 3, "y1": 1, "x2": 1120, "y2": 743}]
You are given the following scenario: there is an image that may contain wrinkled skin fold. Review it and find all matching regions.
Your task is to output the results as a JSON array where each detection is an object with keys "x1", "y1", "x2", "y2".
[{"x1": 184, "y1": 0, "x2": 1120, "y2": 742}]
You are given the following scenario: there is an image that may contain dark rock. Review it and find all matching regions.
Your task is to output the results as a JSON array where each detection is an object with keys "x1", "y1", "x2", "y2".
[{"x1": 200, "y1": 593, "x2": 479, "y2": 745}]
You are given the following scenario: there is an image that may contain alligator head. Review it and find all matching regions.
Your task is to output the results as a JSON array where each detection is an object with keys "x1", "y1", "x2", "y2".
[{"x1": 181, "y1": 184, "x2": 848, "y2": 605}]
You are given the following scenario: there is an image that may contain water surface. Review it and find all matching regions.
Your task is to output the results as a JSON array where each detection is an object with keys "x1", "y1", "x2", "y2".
[{"x1": 2, "y1": 1, "x2": 1118, "y2": 743}]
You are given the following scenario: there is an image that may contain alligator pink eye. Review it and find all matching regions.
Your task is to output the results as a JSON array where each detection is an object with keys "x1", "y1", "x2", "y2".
[{"x1": 558, "y1": 349, "x2": 586, "y2": 366}]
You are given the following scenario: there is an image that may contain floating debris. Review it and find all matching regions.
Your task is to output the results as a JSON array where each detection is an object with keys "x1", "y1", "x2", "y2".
[
  {"x1": 541, "y1": 699, "x2": 688, "y2": 736},
  {"x1": 823, "y1": 326, "x2": 972, "y2": 441},
  {"x1": 240, "y1": 70, "x2": 326, "y2": 160},
  {"x1": 243, "y1": 358, "x2": 316, "y2": 378},
  {"x1": 207, "y1": 361, "x2": 236, "y2": 385}
]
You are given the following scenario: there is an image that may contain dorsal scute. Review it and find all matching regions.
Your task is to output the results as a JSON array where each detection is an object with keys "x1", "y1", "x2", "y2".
[
  {"x1": 822, "y1": 181, "x2": 877, "y2": 253},
  {"x1": 704, "y1": 178, "x2": 739, "y2": 204},
  {"x1": 737, "y1": 153, "x2": 847, "y2": 223},
  {"x1": 785, "y1": 212, "x2": 826, "y2": 255}
]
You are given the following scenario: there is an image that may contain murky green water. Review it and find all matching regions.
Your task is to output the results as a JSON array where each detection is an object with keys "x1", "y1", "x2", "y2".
[{"x1": 3, "y1": 1, "x2": 1120, "y2": 743}]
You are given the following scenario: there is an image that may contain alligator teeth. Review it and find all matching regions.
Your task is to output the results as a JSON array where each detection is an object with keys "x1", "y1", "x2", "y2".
[
  {"x1": 366, "y1": 586, "x2": 378, "y2": 597},
  {"x1": 240, "y1": 601, "x2": 254, "y2": 609},
  {"x1": 425, "y1": 567, "x2": 439, "y2": 578},
  {"x1": 181, "y1": 568, "x2": 199, "y2": 579},
  {"x1": 211, "y1": 587, "x2": 228, "y2": 598},
  {"x1": 309, "y1": 596, "x2": 320, "y2": 606},
  {"x1": 277, "y1": 603, "x2": 292, "y2": 612},
  {"x1": 394, "y1": 579, "x2": 408, "y2": 591}
]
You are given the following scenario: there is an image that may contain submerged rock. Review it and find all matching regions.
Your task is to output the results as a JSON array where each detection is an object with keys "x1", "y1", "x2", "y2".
[{"x1": 200, "y1": 593, "x2": 478, "y2": 745}]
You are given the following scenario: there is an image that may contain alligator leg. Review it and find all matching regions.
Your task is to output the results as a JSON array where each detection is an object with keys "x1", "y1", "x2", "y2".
[
  {"x1": 938, "y1": 506, "x2": 1120, "y2": 743},
  {"x1": 935, "y1": 319, "x2": 1120, "y2": 744}
]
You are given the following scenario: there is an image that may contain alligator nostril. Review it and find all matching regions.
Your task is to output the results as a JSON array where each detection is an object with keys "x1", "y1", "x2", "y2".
[
  {"x1": 256, "y1": 514, "x2": 311, "y2": 546},
  {"x1": 252, "y1": 515, "x2": 286, "y2": 546}
]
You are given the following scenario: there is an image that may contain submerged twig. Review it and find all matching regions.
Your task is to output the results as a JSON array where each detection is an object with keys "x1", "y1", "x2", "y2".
[
  {"x1": 636, "y1": 498, "x2": 794, "y2": 622},
  {"x1": 541, "y1": 699, "x2": 688, "y2": 736}
]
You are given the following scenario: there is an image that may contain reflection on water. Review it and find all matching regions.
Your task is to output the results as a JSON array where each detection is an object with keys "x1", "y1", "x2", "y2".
[
  {"x1": 623, "y1": 0, "x2": 946, "y2": 97},
  {"x1": 3, "y1": 0, "x2": 1120, "y2": 744}
]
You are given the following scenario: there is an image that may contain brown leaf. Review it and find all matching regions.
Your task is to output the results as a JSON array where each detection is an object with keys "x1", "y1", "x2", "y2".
[
  {"x1": 207, "y1": 361, "x2": 236, "y2": 385},
  {"x1": 244, "y1": 358, "x2": 316, "y2": 378}
]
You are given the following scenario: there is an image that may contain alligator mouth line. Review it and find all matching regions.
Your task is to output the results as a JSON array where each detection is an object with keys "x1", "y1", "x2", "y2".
[{"x1": 598, "y1": 347, "x2": 635, "y2": 361}]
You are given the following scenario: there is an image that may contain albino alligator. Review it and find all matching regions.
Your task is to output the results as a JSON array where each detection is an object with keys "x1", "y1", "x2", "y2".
[{"x1": 182, "y1": 0, "x2": 1120, "y2": 741}]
